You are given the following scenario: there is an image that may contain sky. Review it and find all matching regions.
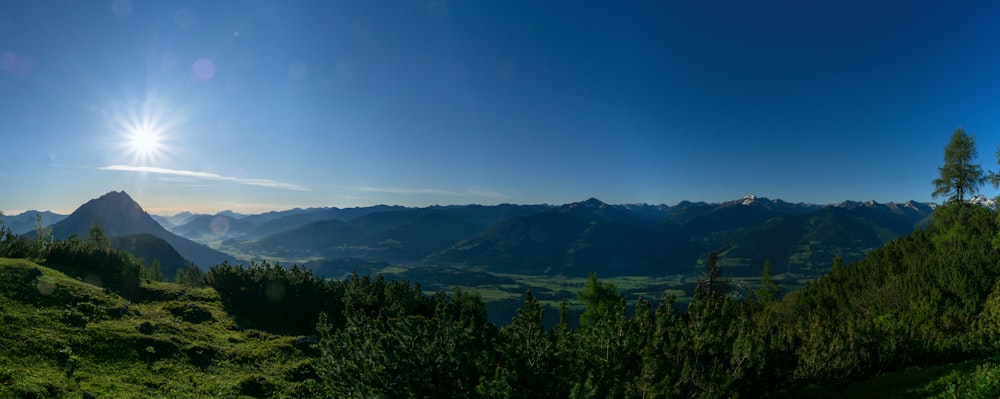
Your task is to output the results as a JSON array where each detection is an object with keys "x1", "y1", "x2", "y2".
[{"x1": 3, "y1": 0, "x2": 1000, "y2": 215}]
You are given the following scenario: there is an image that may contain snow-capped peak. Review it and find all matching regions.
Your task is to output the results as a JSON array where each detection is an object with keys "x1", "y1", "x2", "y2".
[
  {"x1": 969, "y1": 195, "x2": 997, "y2": 209},
  {"x1": 741, "y1": 194, "x2": 756, "y2": 206}
]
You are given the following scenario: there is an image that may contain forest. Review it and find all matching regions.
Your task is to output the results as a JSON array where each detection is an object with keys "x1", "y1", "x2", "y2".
[{"x1": 2, "y1": 128, "x2": 1000, "y2": 397}]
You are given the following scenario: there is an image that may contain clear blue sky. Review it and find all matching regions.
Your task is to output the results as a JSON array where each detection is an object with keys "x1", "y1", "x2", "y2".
[{"x1": 3, "y1": 0, "x2": 1000, "y2": 215}]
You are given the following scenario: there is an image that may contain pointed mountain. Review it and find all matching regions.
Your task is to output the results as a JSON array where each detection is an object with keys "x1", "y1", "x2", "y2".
[
  {"x1": 50, "y1": 191, "x2": 162, "y2": 237},
  {"x1": 46, "y1": 191, "x2": 236, "y2": 270}
]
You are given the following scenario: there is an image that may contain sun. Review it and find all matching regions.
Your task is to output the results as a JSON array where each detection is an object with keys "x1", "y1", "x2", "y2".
[
  {"x1": 109, "y1": 96, "x2": 182, "y2": 166},
  {"x1": 126, "y1": 127, "x2": 164, "y2": 159}
]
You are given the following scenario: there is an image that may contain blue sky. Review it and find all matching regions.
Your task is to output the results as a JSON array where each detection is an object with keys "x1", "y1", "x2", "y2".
[{"x1": 3, "y1": 0, "x2": 1000, "y2": 215}]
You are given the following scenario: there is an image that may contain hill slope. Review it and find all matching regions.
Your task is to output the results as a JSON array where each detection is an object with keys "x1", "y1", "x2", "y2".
[
  {"x1": 109, "y1": 233, "x2": 191, "y2": 280},
  {"x1": 0, "y1": 258, "x2": 318, "y2": 398}
]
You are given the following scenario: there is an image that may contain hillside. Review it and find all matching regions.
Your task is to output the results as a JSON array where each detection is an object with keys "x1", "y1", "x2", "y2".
[
  {"x1": 109, "y1": 234, "x2": 191, "y2": 280},
  {"x1": 0, "y1": 258, "x2": 319, "y2": 398}
]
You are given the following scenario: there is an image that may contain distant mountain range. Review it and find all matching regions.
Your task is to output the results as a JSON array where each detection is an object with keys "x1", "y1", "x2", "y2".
[
  {"x1": 0, "y1": 211, "x2": 67, "y2": 235},
  {"x1": 10, "y1": 192, "x2": 942, "y2": 278}
]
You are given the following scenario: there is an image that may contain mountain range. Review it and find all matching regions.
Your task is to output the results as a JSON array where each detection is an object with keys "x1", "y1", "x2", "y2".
[
  {"x1": 0, "y1": 210, "x2": 67, "y2": 235},
  {"x1": 9, "y1": 192, "x2": 940, "y2": 279}
]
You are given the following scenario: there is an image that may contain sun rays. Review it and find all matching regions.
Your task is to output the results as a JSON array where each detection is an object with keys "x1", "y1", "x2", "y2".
[{"x1": 109, "y1": 96, "x2": 182, "y2": 166}]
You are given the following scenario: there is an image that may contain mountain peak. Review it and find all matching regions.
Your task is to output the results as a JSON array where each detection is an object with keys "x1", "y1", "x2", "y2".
[
  {"x1": 566, "y1": 198, "x2": 608, "y2": 209},
  {"x1": 741, "y1": 194, "x2": 757, "y2": 206},
  {"x1": 54, "y1": 191, "x2": 157, "y2": 238},
  {"x1": 48, "y1": 192, "x2": 236, "y2": 268},
  {"x1": 970, "y1": 194, "x2": 997, "y2": 209}
]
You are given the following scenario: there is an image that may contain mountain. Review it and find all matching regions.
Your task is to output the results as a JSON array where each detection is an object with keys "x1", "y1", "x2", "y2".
[
  {"x1": 428, "y1": 196, "x2": 936, "y2": 277},
  {"x1": 970, "y1": 194, "x2": 997, "y2": 209},
  {"x1": 428, "y1": 198, "x2": 677, "y2": 276},
  {"x1": 715, "y1": 203, "x2": 932, "y2": 275},
  {"x1": 150, "y1": 211, "x2": 197, "y2": 229},
  {"x1": 242, "y1": 219, "x2": 361, "y2": 258},
  {"x1": 40, "y1": 193, "x2": 938, "y2": 279},
  {"x1": 242, "y1": 205, "x2": 412, "y2": 239},
  {"x1": 109, "y1": 233, "x2": 191, "y2": 279},
  {"x1": 216, "y1": 210, "x2": 247, "y2": 219},
  {"x1": 0, "y1": 210, "x2": 67, "y2": 235},
  {"x1": 45, "y1": 191, "x2": 237, "y2": 269},
  {"x1": 234, "y1": 205, "x2": 549, "y2": 263},
  {"x1": 171, "y1": 214, "x2": 255, "y2": 241}
]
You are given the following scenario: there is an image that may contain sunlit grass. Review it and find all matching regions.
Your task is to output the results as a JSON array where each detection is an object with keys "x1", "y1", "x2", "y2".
[{"x1": 0, "y1": 258, "x2": 319, "y2": 398}]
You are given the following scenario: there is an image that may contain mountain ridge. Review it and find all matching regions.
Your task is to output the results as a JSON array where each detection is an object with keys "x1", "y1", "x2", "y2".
[
  {"x1": 43, "y1": 191, "x2": 237, "y2": 271},
  {"x1": 16, "y1": 192, "x2": 949, "y2": 279}
]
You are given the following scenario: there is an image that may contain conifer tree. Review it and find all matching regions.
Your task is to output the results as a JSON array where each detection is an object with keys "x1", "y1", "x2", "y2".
[
  {"x1": 932, "y1": 128, "x2": 984, "y2": 205},
  {"x1": 757, "y1": 260, "x2": 780, "y2": 303}
]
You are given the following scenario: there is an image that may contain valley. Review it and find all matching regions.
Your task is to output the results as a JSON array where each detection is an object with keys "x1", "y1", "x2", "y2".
[{"x1": 3, "y1": 191, "x2": 932, "y2": 326}]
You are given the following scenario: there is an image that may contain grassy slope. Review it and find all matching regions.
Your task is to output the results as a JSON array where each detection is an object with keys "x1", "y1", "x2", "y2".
[
  {"x1": 0, "y1": 258, "x2": 319, "y2": 399},
  {"x1": 0, "y1": 257, "x2": 993, "y2": 398}
]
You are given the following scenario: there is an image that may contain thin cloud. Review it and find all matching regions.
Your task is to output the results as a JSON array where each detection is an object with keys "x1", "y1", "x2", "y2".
[
  {"x1": 100, "y1": 165, "x2": 309, "y2": 191},
  {"x1": 358, "y1": 186, "x2": 505, "y2": 199}
]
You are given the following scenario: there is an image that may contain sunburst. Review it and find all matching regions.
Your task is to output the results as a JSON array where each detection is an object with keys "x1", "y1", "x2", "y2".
[
  {"x1": 125, "y1": 125, "x2": 164, "y2": 162},
  {"x1": 109, "y1": 96, "x2": 183, "y2": 166}
]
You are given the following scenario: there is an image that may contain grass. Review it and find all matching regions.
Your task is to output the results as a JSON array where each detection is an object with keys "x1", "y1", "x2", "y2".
[
  {"x1": 769, "y1": 358, "x2": 1000, "y2": 399},
  {"x1": 0, "y1": 258, "x2": 320, "y2": 398}
]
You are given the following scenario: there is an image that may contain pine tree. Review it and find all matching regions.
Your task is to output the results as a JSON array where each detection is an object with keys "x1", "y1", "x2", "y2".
[
  {"x1": 757, "y1": 260, "x2": 780, "y2": 303},
  {"x1": 932, "y1": 128, "x2": 984, "y2": 205},
  {"x1": 696, "y1": 252, "x2": 728, "y2": 300}
]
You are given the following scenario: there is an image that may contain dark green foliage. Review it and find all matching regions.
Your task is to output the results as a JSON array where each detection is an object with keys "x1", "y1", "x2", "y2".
[
  {"x1": 578, "y1": 272, "x2": 623, "y2": 329},
  {"x1": 490, "y1": 290, "x2": 569, "y2": 398},
  {"x1": 44, "y1": 238, "x2": 142, "y2": 295},
  {"x1": 757, "y1": 260, "x2": 780, "y2": 302},
  {"x1": 110, "y1": 233, "x2": 190, "y2": 281},
  {"x1": 163, "y1": 301, "x2": 214, "y2": 324},
  {"x1": 776, "y1": 203, "x2": 1000, "y2": 382},
  {"x1": 207, "y1": 260, "x2": 343, "y2": 333},
  {"x1": 237, "y1": 375, "x2": 276, "y2": 398},
  {"x1": 316, "y1": 279, "x2": 495, "y2": 398},
  {"x1": 696, "y1": 252, "x2": 728, "y2": 300},
  {"x1": 174, "y1": 263, "x2": 207, "y2": 287},
  {"x1": 0, "y1": 221, "x2": 148, "y2": 296}
]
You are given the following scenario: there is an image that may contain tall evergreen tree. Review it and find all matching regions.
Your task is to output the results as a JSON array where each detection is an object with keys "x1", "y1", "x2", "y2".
[
  {"x1": 696, "y1": 252, "x2": 728, "y2": 300},
  {"x1": 757, "y1": 260, "x2": 780, "y2": 303},
  {"x1": 932, "y1": 128, "x2": 984, "y2": 205}
]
